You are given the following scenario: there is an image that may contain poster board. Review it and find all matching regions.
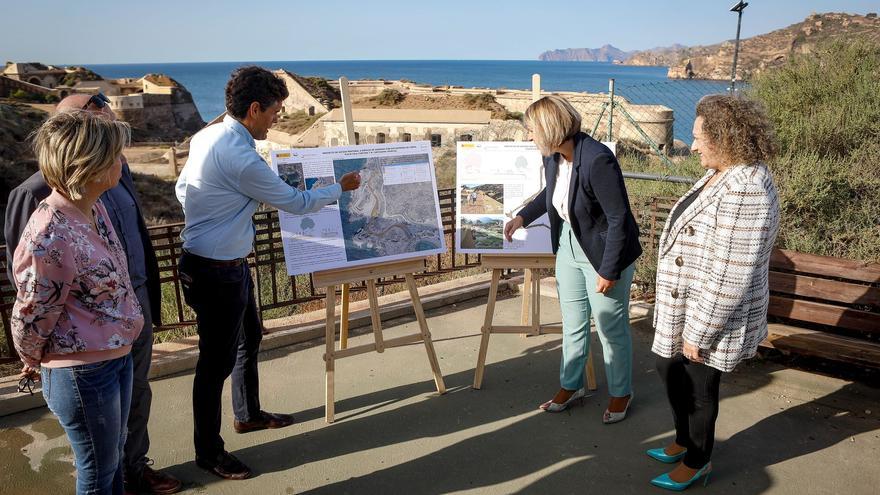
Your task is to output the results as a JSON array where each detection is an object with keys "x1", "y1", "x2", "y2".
[
  {"x1": 270, "y1": 141, "x2": 446, "y2": 275},
  {"x1": 455, "y1": 141, "x2": 552, "y2": 255}
]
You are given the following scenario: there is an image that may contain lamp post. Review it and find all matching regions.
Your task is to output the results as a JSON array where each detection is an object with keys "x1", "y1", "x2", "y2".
[{"x1": 729, "y1": 1, "x2": 748, "y2": 94}]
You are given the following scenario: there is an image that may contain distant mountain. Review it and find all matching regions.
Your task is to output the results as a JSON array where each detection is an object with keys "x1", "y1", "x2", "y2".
[
  {"x1": 623, "y1": 44, "x2": 688, "y2": 67},
  {"x1": 625, "y1": 12, "x2": 880, "y2": 80},
  {"x1": 539, "y1": 13, "x2": 880, "y2": 79},
  {"x1": 538, "y1": 45, "x2": 632, "y2": 62}
]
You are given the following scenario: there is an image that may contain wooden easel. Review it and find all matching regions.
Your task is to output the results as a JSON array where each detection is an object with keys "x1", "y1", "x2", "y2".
[
  {"x1": 316, "y1": 259, "x2": 446, "y2": 423},
  {"x1": 317, "y1": 78, "x2": 446, "y2": 423},
  {"x1": 472, "y1": 74, "x2": 596, "y2": 391},
  {"x1": 472, "y1": 255, "x2": 597, "y2": 391}
]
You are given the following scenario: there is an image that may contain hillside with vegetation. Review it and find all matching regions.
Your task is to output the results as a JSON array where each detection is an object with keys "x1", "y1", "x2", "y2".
[
  {"x1": 626, "y1": 12, "x2": 880, "y2": 80},
  {"x1": 749, "y1": 39, "x2": 880, "y2": 261}
]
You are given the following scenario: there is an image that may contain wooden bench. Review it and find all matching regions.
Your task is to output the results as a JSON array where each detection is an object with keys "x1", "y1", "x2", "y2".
[{"x1": 762, "y1": 248, "x2": 880, "y2": 369}]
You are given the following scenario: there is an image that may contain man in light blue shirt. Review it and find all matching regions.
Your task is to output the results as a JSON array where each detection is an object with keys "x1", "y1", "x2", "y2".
[{"x1": 176, "y1": 66, "x2": 359, "y2": 480}]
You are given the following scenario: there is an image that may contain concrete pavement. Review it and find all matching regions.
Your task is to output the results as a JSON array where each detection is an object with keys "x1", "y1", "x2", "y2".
[{"x1": 1, "y1": 293, "x2": 878, "y2": 494}]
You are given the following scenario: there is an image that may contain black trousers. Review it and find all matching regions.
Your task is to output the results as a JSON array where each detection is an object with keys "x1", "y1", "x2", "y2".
[
  {"x1": 123, "y1": 285, "x2": 153, "y2": 477},
  {"x1": 656, "y1": 354, "x2": 723, "y2": 469},
  {"x1": 180, "y1": 253, "x2": 263, "y2": 459}
]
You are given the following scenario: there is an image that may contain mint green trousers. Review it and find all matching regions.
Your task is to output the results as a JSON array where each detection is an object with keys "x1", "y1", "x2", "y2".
[{"x1": 555, "y1": 222, "x2": 634, "y2": 396}]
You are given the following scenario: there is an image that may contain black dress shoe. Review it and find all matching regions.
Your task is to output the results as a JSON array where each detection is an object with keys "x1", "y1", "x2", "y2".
[
  {"x1": 233, "y1": 410, "x2": 295, "y2": 434},
  {"x1": 195, "y1": 451, "x2": 251, "y2": 480},
  {"x1": 125, "y1": 465, "x2": 183, "y2": 494}
]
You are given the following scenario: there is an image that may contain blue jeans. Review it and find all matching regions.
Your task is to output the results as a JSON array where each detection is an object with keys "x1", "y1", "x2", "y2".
[
  {"x1": 42, "y1": 354, "x2": 134, "y2": 495},
  {"x1": 555, "y1": 222, "x2": 635, "y2": 396}
]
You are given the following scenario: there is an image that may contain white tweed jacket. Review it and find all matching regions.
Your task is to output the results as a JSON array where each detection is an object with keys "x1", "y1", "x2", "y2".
[{"x1": 651, "y1": 164, "x2": 780, "y2": 372}]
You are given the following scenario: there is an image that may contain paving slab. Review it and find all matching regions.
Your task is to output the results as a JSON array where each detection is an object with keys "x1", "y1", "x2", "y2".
[{"x1": 1, "y1": 294, "x2": 878, "y2": 494}]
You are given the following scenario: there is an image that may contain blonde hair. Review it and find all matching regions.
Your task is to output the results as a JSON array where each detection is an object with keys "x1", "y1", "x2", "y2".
[
  {"x1": 524, "y1": 95, "x2": 582, "y2": 154},
  {"x1": 32, "y1": 111, "x2": 130, "y2": 200}
]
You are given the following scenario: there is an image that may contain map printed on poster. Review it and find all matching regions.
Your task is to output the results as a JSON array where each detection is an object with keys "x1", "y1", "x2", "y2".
[
  {"x1": 270, "y1": 142, "x2": 446, "y2": 276},
  {"x1": 456, "y1": 141, "x2": 552, "y2": 254}
]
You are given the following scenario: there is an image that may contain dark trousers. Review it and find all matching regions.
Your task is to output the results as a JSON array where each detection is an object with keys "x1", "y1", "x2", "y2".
[
  {"x1": 180, "y1": 253, "x2": 263, "y2": 459},
  {"x1": 123, "y1": 284, "x2": 154, "y2": 477},
  {"x1": 656, "y1": 354, "x2": 723, "y2": 469}
]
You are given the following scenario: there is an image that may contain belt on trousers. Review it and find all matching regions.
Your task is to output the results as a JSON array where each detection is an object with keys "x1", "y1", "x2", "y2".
[{"x1": 182, "y1": 249, "x2": 247, "y2": 268}]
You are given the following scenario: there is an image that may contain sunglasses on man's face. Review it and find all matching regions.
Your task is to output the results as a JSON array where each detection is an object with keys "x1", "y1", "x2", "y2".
[{"x1": 82, "y1": 93, "x2": 111, "y2": 110}]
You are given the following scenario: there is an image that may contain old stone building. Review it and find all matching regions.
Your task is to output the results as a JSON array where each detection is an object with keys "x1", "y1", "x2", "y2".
[
  {"x1": 275, "y1": 108, "x2": 493, "y2": 148},
  {"x1": 2, "y1": 63, "x2": 69, "y2": 88},
  {"x1": 75, "y1": 74, "x2": 205, "y2": 141},
  {"x1": 323, "y1": 80, "x2": 674, "y2": 150},
  {"x1": 274, "y1": 70, "x2": 335, "y2": 116}
]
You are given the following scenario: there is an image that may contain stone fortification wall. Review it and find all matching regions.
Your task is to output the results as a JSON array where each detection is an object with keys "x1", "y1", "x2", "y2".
[
  {"x1": 321, "y1": 120, "x2": 486, "y2": 147},
  {"x1": 321, "y1": 80, "x2": 673, "y2": 150},
  {"x1": 276, "y1": 72, "x2": 331, "y2": 115},
  {"x1": 115, "y1": 92, "x2": 204, "y2": 142}
]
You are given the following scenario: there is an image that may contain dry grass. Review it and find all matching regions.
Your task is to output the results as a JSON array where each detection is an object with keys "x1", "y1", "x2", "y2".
[
  {"x1": 354, "y1": 92, "x2": 519, "y2": 120},
  {"x1": 272, "y1": 110, "x2": 326, "y2": 136}
]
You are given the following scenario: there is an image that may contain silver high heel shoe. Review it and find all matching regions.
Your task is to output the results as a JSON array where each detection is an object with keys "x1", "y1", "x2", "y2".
[
  {"x1": 603, "y1": 391, "x2": 634, "y2": 424},
  {"x1": 539, "y1": 388, "x2": 588, "y2": 413}
]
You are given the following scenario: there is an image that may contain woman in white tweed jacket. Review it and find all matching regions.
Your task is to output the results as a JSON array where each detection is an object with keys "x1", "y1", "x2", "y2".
[{"x1": 647, "y1": 95, "x2": 780, "y2": 491}]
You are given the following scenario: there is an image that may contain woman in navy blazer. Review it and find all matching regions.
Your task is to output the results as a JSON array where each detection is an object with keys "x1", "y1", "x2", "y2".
[{"x1": 505, "y1": 95, "x2": 642, "y2": 422}]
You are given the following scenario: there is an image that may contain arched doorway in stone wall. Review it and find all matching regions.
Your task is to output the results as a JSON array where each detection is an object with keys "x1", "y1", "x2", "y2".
[{"x1": 28, "y1": 77, "x2": 42, "y2": 86}]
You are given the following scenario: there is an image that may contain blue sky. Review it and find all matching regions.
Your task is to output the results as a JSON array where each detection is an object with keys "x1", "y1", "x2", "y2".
[{"x1": 2, "y1": 0, "x2": 877, "y2": 64}]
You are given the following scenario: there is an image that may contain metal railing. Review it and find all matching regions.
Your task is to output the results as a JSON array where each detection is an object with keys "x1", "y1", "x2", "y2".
[{"x1": 0, "y1": 189, "x2": 677, "y2": 364}]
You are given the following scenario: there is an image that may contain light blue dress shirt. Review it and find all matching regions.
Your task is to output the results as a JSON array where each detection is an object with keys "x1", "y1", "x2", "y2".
[{"x1": 176, "y1": 115, "x2": 342, "y2": 260}]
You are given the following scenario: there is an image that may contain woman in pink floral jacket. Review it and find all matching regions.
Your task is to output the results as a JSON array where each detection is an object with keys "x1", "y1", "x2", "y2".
[{"x1": 11, "y1": 111, "x2": 142, "y2": 495}]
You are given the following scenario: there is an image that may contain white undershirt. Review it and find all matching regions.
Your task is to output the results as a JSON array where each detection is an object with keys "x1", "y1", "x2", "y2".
[{"x1": 552, "y1": 157, "x2": 573, "y2": 223}]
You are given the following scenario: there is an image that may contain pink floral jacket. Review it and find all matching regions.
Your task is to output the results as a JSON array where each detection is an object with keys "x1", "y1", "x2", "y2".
[{"x1": 11, "y1": 191, "x2": 144, "y2": 368}]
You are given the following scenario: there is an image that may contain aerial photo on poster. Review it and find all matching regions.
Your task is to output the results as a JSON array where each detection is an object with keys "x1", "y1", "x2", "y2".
[
  {"x1": 460, "y1": 215, "x2": 504, "y2": 249},
  {"x1": 456, "y1": 142, "x2": 552, "y2": 254},
  {"x1": 271, "y1": 142, "x2": 446, "y2": 275}
]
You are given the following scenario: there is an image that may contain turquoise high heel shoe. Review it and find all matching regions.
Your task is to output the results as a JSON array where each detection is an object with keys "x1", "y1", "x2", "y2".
[
  {"x1": 646, "y1": 447, "x2": 687, "y2": 464},
  {"x1": 650, "y1": 462, "x2": 712, "y2": 491}
]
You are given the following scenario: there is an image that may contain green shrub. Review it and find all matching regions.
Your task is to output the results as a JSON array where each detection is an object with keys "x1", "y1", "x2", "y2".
[
  {"x1": 750, "y1": 38, "x2": 880, "y2": 262},
  {"x1": 771, "y1": 144, "x2": 880, "y2": 261},
  {"x1": 60, "y1": 67, "x2": 101, "y2": 87},
  {"x1": 43, "y1": 93, "x2": 59, "y2": 103},
  {"x1": 9, "y1": 89, "x2": 41, "y2": 102},
  {"x1": 373, "y1": 89, "x2": 405, "y2": 106},
  {"x1": 750, "y1": 39, "x2": 880, "y2": 158}
]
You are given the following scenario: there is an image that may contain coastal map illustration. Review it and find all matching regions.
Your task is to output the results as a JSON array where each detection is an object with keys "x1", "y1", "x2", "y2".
[
  {"x1": 334, "y1": 153, "x2": 444, "y2": 261},
  {"x1": 271, "y1": 143, "x2": 446, "y2": 275}
]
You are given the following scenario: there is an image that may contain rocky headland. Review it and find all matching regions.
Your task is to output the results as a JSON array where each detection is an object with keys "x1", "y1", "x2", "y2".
[{"x1": 540, "y1": 12, "x2": 880, "y2": 80}]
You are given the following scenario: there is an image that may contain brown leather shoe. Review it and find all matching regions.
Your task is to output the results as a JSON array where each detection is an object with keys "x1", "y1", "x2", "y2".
[
  {"x1": 233, "y1": 410, "x2": 295, "y2": 434},
  {"x1": 195, "y1": 451, "x2": 251, "y2": 480},
  {"x1": 125, "y1": 465, "x2": 183, "y2": 494}
]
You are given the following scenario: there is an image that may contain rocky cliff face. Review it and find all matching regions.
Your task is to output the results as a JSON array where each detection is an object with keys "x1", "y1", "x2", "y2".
[
  {"x1": 625, "y1": 13, "x2": 880, "y2": 80},
  {"x1": 0, "y1": 102, "x2": 47, "y2": 240},
  {"x1": 115, "y1": 75, "x2": 205, "y2": 142},
  {"x1": 538, "y1": 45, "x2": 631, "y2": 62}
]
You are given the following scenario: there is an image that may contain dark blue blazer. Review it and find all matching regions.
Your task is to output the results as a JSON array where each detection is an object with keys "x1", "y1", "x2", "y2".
[
  {"x1": 518, "y1": 132, "x2": 642, "y2": 280},
  {"x1": 4, "y1": 160, "x2": 162, "y2": 324}
]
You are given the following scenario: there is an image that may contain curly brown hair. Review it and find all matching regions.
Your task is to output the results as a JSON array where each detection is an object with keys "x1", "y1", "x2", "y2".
[{"x1": 696, "y1": 94, "x2": 778, "y2": 165}]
